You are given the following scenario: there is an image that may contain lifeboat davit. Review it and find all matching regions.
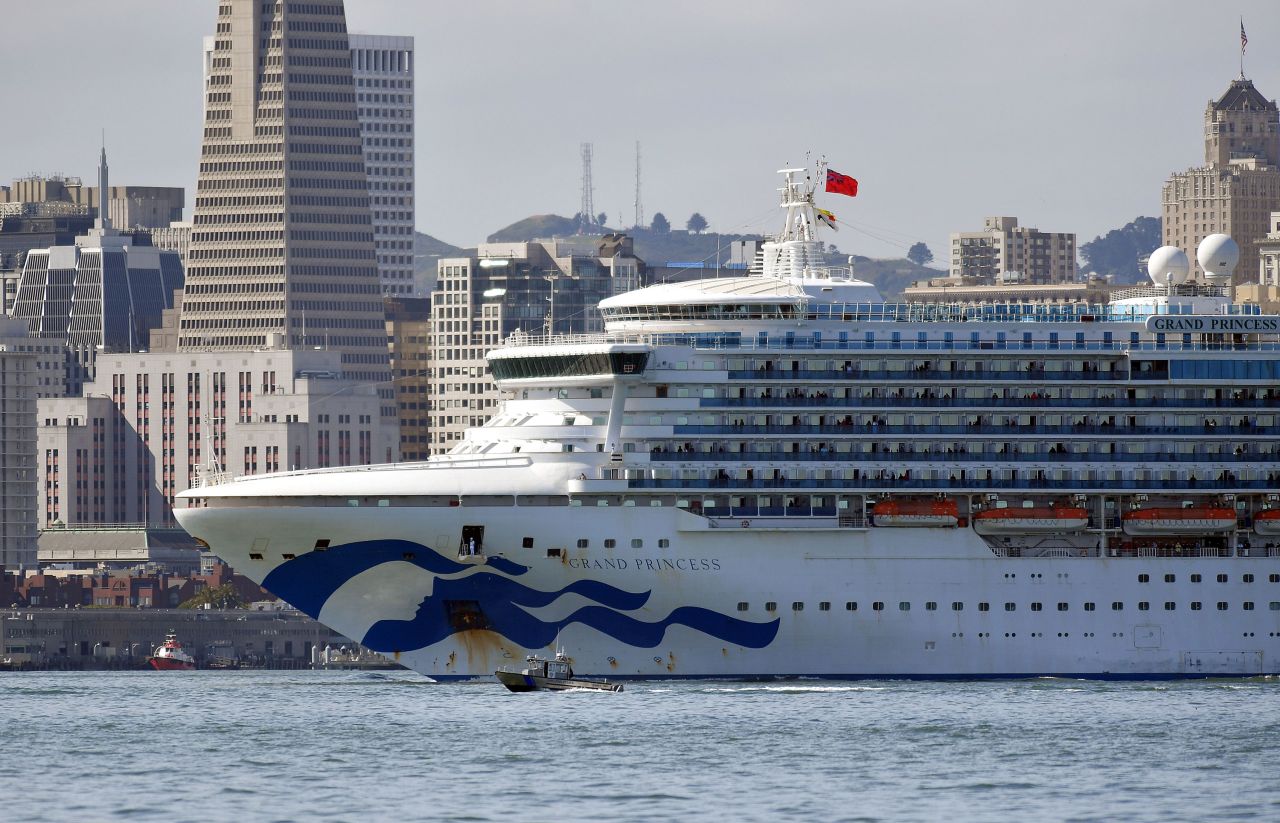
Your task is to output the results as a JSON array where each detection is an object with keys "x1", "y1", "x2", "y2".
[
  {"x1": 973, "y1": 506, "x2": 1089, "y2": 535},
  {"x1": 1122, "y1": 507, "x2": 1236, "y2": 536},
  {"x1": 871, "y1": 499, "x2": 959, "y2": 528},
  {"x1": 1254, "y1": 509, "x2": 1280, "y2": 535}
]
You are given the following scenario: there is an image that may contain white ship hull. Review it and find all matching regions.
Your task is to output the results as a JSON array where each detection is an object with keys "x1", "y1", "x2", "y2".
[{"x1": 177, "y1": 495, "x2": 1280, "y2": 679}]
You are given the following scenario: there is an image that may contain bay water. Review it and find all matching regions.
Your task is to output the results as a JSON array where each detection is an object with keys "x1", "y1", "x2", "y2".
[{"x1": 2, "y1": 671, "x2": 1276, "y2": 822}]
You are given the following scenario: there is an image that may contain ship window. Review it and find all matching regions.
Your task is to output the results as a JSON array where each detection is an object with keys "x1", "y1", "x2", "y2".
[
  {"x1": 314, "y1": 539, "x2": 330, "y2": 550},
  {"x1": 978, "y1": 602, "x2": 990, "y2": 612},
  {"x1": 872, "y1": 601, "x2": 884, "y2": 611},
  {"x1": 845, "y1": 601, "x2": 858, "y2": 611},
  {"x1": 1270, "y1": 602, "x2": 1280, "y2": 610},
  {"x1": 1112, "y1": 602, "x2": 1123, "y2": 610},
  {"x1": 546, "y1": 548, "x2": 561, "y2": 558},
  {"x1": 631, "y1": 539, "x2": 643, "y2": 548},
  {"x1": 658, "y1": 539, "x2": 670, "y2": 548},
  {"x1": 898, "y1": 602, "x2": 910, "y2": 611},
  {"x1": 249, "y1": 553, "x2": 264, "y2": 561},
  {"x1": 577, "y1": 539, "x2": 589, "y2": 548},
  {"x1": 604, "y1": 539, "x2": 616, "y2": 548},
  {"x1": 819, "y1": 601, "x2": 830, "y2": 611},
  {"x1": 1163, "y1": 602, "x2": 1176, "y2": 611},
  {"x1": 1218, "y1": 601, "x2": 1229, "y2": 610},
  {"x1": 951, "y1": 601, "x2": 963, "y2": 611},
  {"x1": 1004, "y1": 602, "x2": 1016, "y2": 612},
  {"x1": 282, "y1": 553, "x2": 296, "y2": 560},
  {"x1": 1164, "y1": 574, "x2": 1176, "y2": 583},
  {"x1": 1217, "y1": 574, "x2": 1229, "y2": 583},
  {"x1": 1138, "y1": 601, "x2": 1150, "y2": 611},
  {"x1": 765, "y1": 602, "x2": 777, "y2": 612},
  {"x1": 347, "y1": 499, "x2": 359, "y2": 507},
  {"x1": 1138, "y1": 574, "x2": 1149, "y2": 583},
  {"x1": 737, "y1": 602, "x2": 748, "y2": 612},
  {"x1": 1271, "y1": 575, "x2": 1280, "y2": 583},
  {"x1": 925, "y1": 601, "x2": 938, "y2": 611},
  {"x1": 1191, "y1": 574, "x2": 1202, "y2": 583},
  {"x1": 1084, "y1": 602, "x2": 1095, "y2": 611},
  {"x1": 1030, "y1": 603, "x2": 1043, "y2": 612},
  {"x1": 1191, "y1": 601, "x2": 1202, "y2": 610},
  {"x1": 522, "y1": 537, "x2": 534, "y2": 548},
  {"x1": 793, "y1": 602, "x2": 805, "y2": 612},
  {"x1": 1244, "y1": 601, "x2": 1255, "y2": 611},
  {"x1": 1057, "y1": 603, "x2": 1068, "y2": 611},
  {"x1": 1243, "y1": 574, "x2": 1254, "y2": 583}
]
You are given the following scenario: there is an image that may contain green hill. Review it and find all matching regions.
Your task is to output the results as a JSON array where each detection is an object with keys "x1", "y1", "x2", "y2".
[{"x1": 486, "y1": 214, "x2": 582, "y2": 243}]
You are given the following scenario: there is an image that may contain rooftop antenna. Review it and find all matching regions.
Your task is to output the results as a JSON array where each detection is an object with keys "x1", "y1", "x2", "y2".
[
  {"x1": 580, "y1": 143, "x2": 595, "y2": 230},
  {"x1": 633, "y1": 140, "x2": 644, "y2": 229}
]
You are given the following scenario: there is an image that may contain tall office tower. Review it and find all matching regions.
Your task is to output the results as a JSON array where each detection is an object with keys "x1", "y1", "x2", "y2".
[
  {"x1": 183, "y1": 0, "x2": 391, "y2": 395},
  {"x1": 1163, "y1": 78, "x2": 1280, "y2": 284},
  {"x1": 350, "y1": 35, "x2": 415, "y2": 295},
  {"x1": 204, "y1": 32, "x2": 416, "y2": 297}
]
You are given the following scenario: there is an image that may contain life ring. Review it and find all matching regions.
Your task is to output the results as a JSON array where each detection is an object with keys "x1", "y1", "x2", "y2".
[{"x1": 741, "y1": 520, "x2": 751, "y2": 529}]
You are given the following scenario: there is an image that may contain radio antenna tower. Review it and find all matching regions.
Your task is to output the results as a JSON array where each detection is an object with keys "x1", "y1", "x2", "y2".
[
  {"x1": 633, "y1": 140, "x2": 644, "y2": 229},
  {"x1": 580, "y1": 143, "x2": 595, "y2": 228}
]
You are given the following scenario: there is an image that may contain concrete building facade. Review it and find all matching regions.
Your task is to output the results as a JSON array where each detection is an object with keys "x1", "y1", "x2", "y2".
[
  {"x1": 0, "y1": 318, "x2": 41, "y2": 568},
  {"x1": 1162, "y1": 78, "x2": 1280, "y2": 284},
  {"x1": 183, "y1": 0, "x2": 391, "y2": 400},
  {"x1": 948, "y1": 216, "x2": 1076, "y2": 283},
  {"x1": 384, "y1": 296, "x2": 432, "y2": 461},
  {"x1": 429, "y1": 237, "x2": 641, "y2": 454},
  {"x1": 36, "y1": 345, "x2": 398, "y2": 529},
  {"x1": 350, "y1": 34, "x2": 415, "y2": 296},
  {"x1": 203, "y1": 31, "x2": 416, "y2": 297}
]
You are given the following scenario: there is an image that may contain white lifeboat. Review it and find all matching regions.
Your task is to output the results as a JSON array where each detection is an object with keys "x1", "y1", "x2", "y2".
[
  {"x1": 1254, "y1": 508, "x2": 1280, "y2": 535},
  {"x1": 871, "y1": 499, "x2": 959, "y2": 528},
  {"x1": 973, "y1": 506, "x2": 1089, "y2": 535},
  {"x1": 1122, "y1": 507, "x2": 1236, "y2": 536}
]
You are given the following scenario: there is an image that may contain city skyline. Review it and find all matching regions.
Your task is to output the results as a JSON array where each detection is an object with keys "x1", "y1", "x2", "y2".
[{"x1": 1, "y1": 1, "x2": 1277, "y2": 261}]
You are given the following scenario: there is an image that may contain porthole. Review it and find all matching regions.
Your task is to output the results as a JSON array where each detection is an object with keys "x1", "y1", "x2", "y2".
[
  {"x1": 576, "y1": 539, "x2": 589, "y2": 548},
  {"x1": 1138, "y1": 601, "x2": 1150, "y2": 611},
  {"x1": 1057, "y1": 602, "x2": 1069, "y2": 612},
  {"x1": 872, "y1": 601, "x2": 884, "y2": 611},
  {"x1": 1217, "y1": 574, "x2": 1229, "y2": 583},
  {"x1": 1004, "y1": 602, "x2": 1016, "y2": 612},
  {"x1": 951, "y1": 601, "x2": 963, "y2": 611},
  {"x1": 845, "y1": 601, "x2": 858, "y2": 611},
  {"x1": 522, "y1": 537, "x2": 534, "y2": 549},
  {"x1": 792, "y1": 602, "x2": 805, "y2": 612},
  {"x1": 1244, "y1": 601, "x2": 1255, "y2": 611},
  {"x1": 281, "y1": 553, "x2": 296, "y2": 560},
  {"x1": 765, "y1": 601, "x2": 777, "y2": 612},
  {"x1": 1084, "y1": 602, "x2": 1096, "y2": 611},
  {"x1": 1191, "y1": 601, "x2": 1202, "y2": 610},
  {"x1": 1112, "y1": 601, "x2": 1124, "y2": 610},
  {"x1": 898, "y1": 602, "x2": 911, "y2": 611},
  {"x1": 1163, "y1": 602, "x2": 1176, "y2": 611},
  {"x1": 1164, "y1": 574, "x2": 1176, "y2": 583},
  {"x1": 1031, "y1": 602, "x2": 1043, "y2": 612},
  {"x1": 658, "y1": 539, "x2": 670, "y2": 548},
  {"x1": 1243, "y1": 574, "x2": 1255, "y2": 583},
  {"x1": 1190, "y1": 574, "x2": 1202, "y2": 583},
  {"x1": 249, "y1": 553, "x2": 264, "y2": 561},
  {"x1": 978, "y1": 602, "x2": 990, "y2": 612},
  {"x1": 736, "y1": 602, "x2": 748, "y2": 612},
  {"x1": 819, "y1": 601, "x2": 831, "y2": 611},
  {"x1": 1217, "y1": 602, "x2": 1228, "y2": 611},
  {"x1": 604, "y1": 539, "x2": 616, "y2": 548},
  {"x1": 925, "y1": 601, "x2": 938, "y2": 611},
  {"x1": 631, "y1": 538, "x2": 643, "y2": 548},
  {"x1": 1138, "y1": 573, "x2": 1149, "y2": 583}
]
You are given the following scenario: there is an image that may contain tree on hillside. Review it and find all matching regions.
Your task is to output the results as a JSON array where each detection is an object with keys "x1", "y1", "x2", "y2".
[
  {"x1": 907, "y1": 242, "x2": 934, "y2": 266},
  {"x1": 686, "y1": 213, "x2": 708, "y2": 234},
  {"x1": 651, "y1": 212, "x2": 671, "y2": 234},
  {"x1": 1080, "y1": 216, "x2": 1161, "y2": 283}
]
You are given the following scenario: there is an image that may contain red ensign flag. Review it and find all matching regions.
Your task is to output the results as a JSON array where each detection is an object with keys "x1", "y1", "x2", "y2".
[{"x1": 825, "y1": 169, "x2": 859, "y2": 197}]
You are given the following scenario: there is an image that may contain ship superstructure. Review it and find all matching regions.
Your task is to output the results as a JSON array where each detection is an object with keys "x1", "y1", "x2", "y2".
[{"x1": 177, "y1": 167, "x2": 1280, "y2": 679}]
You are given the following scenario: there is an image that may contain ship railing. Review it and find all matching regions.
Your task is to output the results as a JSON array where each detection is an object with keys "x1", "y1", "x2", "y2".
[{"x1": 190, "y1": 469, "x2": 231, "y2": 488}]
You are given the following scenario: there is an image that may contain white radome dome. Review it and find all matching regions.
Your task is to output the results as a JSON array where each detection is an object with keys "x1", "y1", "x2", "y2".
[
  {"x1": 1197, "y1": 234, "x2": 1239, "y2": 280},
  {"x1": 1147, "y1": 246, "x2": 1191, "y2": 286}
]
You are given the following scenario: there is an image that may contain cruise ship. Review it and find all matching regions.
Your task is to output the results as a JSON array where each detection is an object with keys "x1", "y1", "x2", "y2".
[{"x1": 176, "y1": 167, "x2": 1280, "y2": 679}]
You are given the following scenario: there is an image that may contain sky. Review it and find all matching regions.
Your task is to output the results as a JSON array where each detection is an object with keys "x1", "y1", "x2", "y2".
[{"x1": 1, "y1": 0, "x2": 1277, "y2": 262}]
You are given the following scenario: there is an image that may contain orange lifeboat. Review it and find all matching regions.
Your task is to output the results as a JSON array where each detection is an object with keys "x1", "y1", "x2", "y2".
[
  {"x1": 871, "y1": 499, "x2": 959, "y2": 528},
  {"x1": 1254, "y1": 508, "x2": 1280, "y2": 536},
  {"x1": 973, "y1": 506, "x2": 1089, "y2": 535},
  {"x1": 1122, "y1": 507, "x2": 1236, "y2": 536}
]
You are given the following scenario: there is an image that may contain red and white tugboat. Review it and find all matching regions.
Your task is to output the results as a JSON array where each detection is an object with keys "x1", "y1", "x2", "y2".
[{"x1": 148, "y1": 631, "x2": 196, "y2": 671}]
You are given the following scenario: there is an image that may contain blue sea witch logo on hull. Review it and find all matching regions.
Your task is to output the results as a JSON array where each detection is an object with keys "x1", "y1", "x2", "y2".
[{"x1": 261, "y1": 539, "x2": 780, "y2": 652}]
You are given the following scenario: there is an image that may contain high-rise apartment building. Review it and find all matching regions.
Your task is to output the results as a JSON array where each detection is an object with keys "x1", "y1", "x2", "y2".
[
  {"x1": 184, "y1": 0, "x2": 390, "y2": 395},
  {"x1": 202, "y1": 30, "x2": 415, "y2": 297},
  {"x1": 384, "y1": 296, "x2": 431, "y2": 461},
  {"x1": 429, "y1": 237, "x2": 641, "y2": 454},
  {"x1": 948, "y1": 216, "x2": 1076, "y2": 283},
  {"x1": 350, "y1": 34, "x2": 415, "y2": 295},
  {"x1": 1162, "y1": 78, "x2": 1280, "y2": 284}
]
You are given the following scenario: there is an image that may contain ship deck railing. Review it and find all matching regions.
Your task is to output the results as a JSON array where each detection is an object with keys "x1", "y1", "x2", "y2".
[
  {"x1": 649, "y1": 450, "x2": 1267, "y2": 464},
  {"x1": 698, "y1": 396, "x2": 1277, "y2": 410},
  {"x1": 496, "y1": 333, "x2": 1280, "y2": 355},
  {"x1": 627, "y1": 477, "x2": 1273, "y2": 492},
  {"x1": 667, "y1": 422, "x2": 1262, "y2": 437}
]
